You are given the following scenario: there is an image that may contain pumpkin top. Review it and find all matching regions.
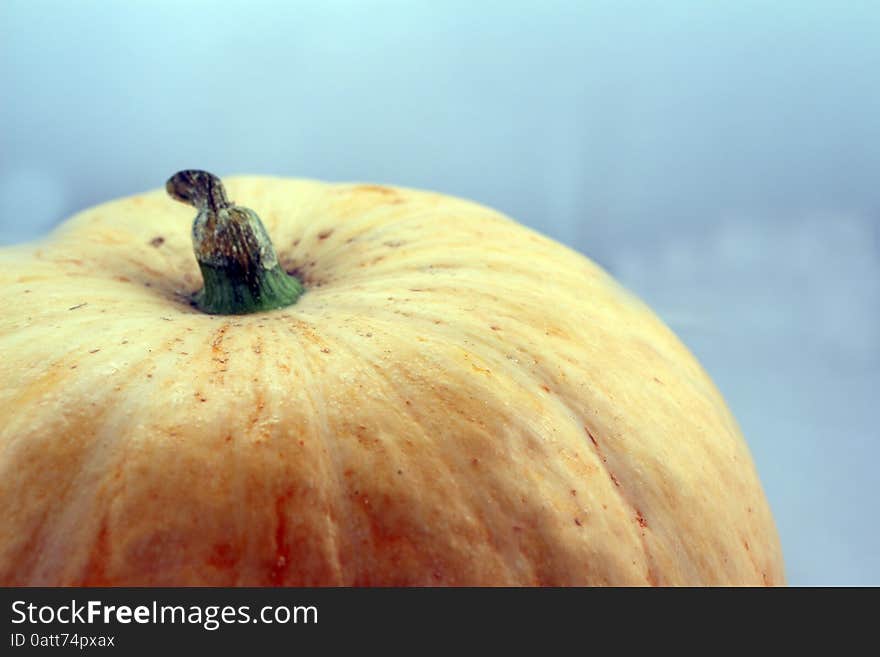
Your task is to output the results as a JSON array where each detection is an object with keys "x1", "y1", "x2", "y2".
[{"x1": 0, "y1": 176, "x2": 785, "y2": 585}]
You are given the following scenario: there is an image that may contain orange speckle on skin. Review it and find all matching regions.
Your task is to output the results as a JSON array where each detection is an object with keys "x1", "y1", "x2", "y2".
[
  {"x1": 354, "y1": 185, "x2": 404, "y2": 204},
  {"x1": 585, "y1": 428, "x2": 599, "y2": 447},
  {"x1": 269, "y1": 491, "x2": 293, "y2": 585},
  {"x1": 82, "y1": 519, "x2": 110, "y2": 585}
]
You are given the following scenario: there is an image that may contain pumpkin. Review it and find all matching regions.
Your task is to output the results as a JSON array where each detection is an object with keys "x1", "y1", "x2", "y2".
[{"x1": 0, "y1": 170, "x2": 784, "y2": 586}]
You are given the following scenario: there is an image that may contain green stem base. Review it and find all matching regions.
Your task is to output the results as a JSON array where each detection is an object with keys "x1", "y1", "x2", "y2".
[{"x1": 195, "y1": 262, "x2": 305, "y2": 315}]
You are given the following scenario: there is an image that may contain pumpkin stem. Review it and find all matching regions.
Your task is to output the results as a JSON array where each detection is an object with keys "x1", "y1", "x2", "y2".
[{"x1": 166, "y1": 170, "x2": 305, "y2": 315}]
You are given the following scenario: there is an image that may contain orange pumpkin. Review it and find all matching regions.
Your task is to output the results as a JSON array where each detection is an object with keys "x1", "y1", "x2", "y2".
[{"x1": 0, "y1": 171, "x2": 784, "y2": 585}]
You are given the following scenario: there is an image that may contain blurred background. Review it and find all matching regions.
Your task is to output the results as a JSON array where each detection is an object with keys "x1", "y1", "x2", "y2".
[{"x1": 2, "y1": 0, "x2": 878, "y2": 585}]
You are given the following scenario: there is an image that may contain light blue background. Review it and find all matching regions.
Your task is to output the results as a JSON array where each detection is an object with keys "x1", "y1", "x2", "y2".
[{"x1": 2, "y1": 1, "x2": 878, "y2": 585}]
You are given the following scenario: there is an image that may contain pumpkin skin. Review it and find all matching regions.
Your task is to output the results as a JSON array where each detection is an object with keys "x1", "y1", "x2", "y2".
[{"x1": 0, "y1": 177, "x2": 784, "y2": 586}]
